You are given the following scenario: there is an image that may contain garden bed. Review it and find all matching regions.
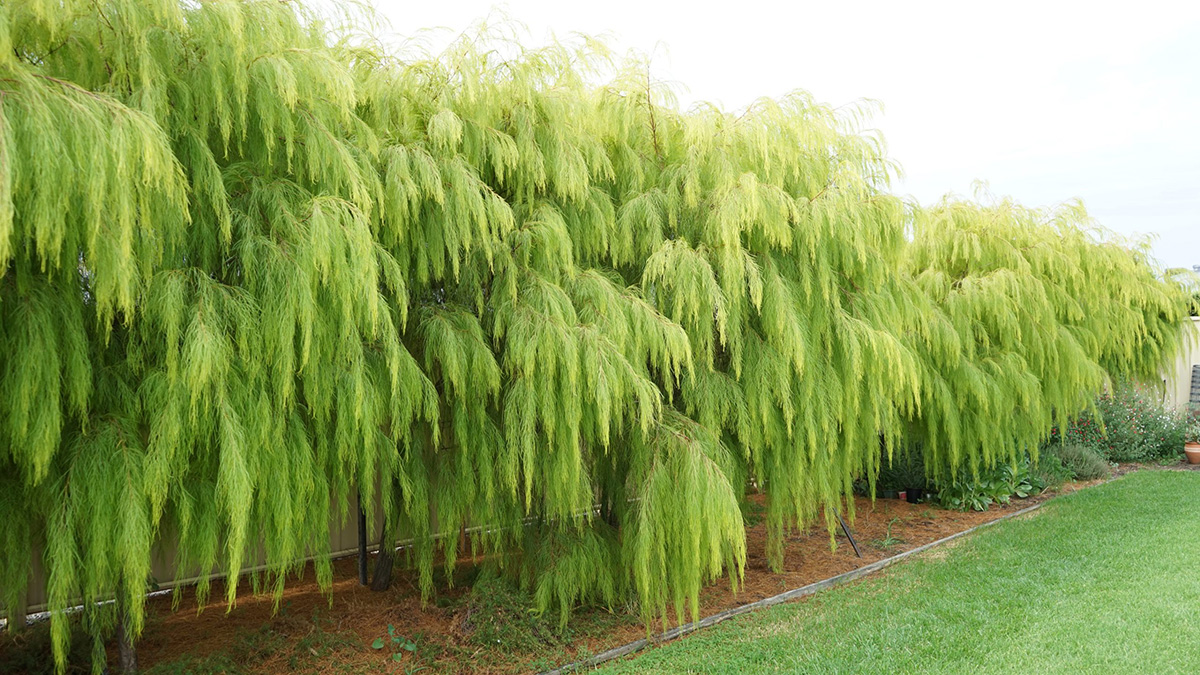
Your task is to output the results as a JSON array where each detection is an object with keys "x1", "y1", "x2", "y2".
[
  {"x1": 151, "y1": 490, "x2": 1086, "y2": 672},
  {"x1": 0, "y1": 473, "x2": 1137, "y2": 674}
]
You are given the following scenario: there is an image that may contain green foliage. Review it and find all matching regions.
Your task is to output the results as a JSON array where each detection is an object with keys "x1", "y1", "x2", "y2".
[
  {"x1": 0, "y1": 615, "x2": 94, "y2": 675},
  {"x1": 597, "y1": 472, "x2": 1200, "y2": 674},
  {"x1": 1032, "y1": 453, "x2": 1074, "y2": 490},
  {"x1": 1043, "y1": 444, "x2": 1111, "y2": 481},
  {"x1": 459, "y1": 575, "x2": 571, "y2": 655},
  {"x1": 518, "y1": 525, "x2": 625, "y2": 628},
  {"x1": 935, "y1": 457, "x2": 1041, "y2": 512},
  {"x1": 0, "y1": 1, "x2": 1192, "y2": 671},
  {"x1": 1051, "y1": 383, "x2": 1189, "y2": 461},
  {"x1": 868, "y1": 518, "x2": 905, "y2": 551},
  {"x1": 1186, "y1": 419, "x2": 1200, "y2": 444},
  {"x1": 371, "y1": 624, "x2": 417, "y2": 664},
  {"x1": 876, "y1": 445, "x2": 927, "y2": 491},
  {"x1": 903, "y1": 197, "x2": 1188, "y2": 483}
]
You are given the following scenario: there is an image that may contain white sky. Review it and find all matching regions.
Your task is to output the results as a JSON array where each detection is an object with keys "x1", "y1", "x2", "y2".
[{"x1": 356, "y1": 0, "x2": 1200, "y2": 270}]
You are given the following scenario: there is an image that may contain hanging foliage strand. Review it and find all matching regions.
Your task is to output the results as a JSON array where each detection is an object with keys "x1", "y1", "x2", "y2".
[{"x1": 0, "y1": 1, "x2": 1191, "y2": 671}]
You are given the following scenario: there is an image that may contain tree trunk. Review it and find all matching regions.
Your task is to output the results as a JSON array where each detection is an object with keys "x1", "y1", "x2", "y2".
[
  {"x1": 370, "y1": 523, "x2": 394, "y2": 592},
  {"x1": 6, "y1": 591, "x2": 27, "y2": 633},
  {"x1": 116, "y1": 590, "x2": 138, "y2": 674},
  {"x1": 601, "y1": 495, "x2": 620, "y2": 529}
]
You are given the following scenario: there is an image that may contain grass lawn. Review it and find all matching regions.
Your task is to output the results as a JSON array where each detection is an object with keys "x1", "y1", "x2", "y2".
[{"x1": 599, "y1": 470, "x2": 1200, "y2": 674}]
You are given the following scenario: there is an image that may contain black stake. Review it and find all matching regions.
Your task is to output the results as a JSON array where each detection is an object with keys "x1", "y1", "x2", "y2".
[
  {"x1": 357, "y1": 493, "x2": 369, "y2": 585},
  {"x1": 836, "y1": 511, "x2": 862, "y2": 558}
]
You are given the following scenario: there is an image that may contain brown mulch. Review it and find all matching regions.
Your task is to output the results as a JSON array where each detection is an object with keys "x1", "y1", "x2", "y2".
[{"x1": 113, "y1": 467, "x2": 1163, "y2": 674}]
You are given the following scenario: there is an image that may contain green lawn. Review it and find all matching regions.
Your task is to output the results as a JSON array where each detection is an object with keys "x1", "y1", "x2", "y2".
[{"x1": 599, "y1": 470, "x2": 1200, "y2": 674}]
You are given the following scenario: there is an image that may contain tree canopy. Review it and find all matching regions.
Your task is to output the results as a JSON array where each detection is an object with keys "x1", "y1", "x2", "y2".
[{"x1": 0, "y1": 1, "x2": 1191, "y2": 671}]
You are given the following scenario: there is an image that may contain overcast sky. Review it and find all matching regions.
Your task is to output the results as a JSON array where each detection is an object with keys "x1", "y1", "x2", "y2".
[{"x1": 358, "y1": 0, "x2": 1200, "y2": 270}]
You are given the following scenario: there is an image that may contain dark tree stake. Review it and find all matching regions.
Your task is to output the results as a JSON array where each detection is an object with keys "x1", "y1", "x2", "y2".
[
  {"x1": 837, "y1": 512, "x2": 862, "y2": 558},
  {"x1": 357, "y1": 494, "x2": 369, "y2": 586}
]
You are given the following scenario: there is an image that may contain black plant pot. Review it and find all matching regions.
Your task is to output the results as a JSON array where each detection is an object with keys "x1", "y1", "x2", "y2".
[{"x1": 905, "y1": 488, "x2": 924, "y2": 504}]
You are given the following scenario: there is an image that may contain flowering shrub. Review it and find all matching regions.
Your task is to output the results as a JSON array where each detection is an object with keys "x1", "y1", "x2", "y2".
[{"x1": 1049, "y1": 384, "x2": 1189, "y2": 462}]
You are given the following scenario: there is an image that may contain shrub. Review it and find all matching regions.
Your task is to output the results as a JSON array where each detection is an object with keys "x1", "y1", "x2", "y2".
[
  {"x1": 1043, "y1": 444, "x2": 1110, "y2": 481},
  {"x1": 876, "y1": 445, "x2": 927, "y2": 492},
  {"x1": 934, "y1": 457, "x2": 1042, "y2": 511},
  {"x1": 1050, "y1": 384, "x2": 1189, "y2": 462},
  {"x1": 1033, "y1": 453, "x2": 1074, "y2": 490}
]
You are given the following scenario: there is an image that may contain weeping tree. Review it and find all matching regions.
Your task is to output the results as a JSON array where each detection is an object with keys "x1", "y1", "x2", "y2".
[
  {"x1": 901, "y1": 194, "x2": 1191, "y2": 480},
  {"x1": 0, "y1": 1, "x2": 1192, "y2": 672},
  {"x1": 1, "y1": 1, "x2": 438, "y2": 669}
]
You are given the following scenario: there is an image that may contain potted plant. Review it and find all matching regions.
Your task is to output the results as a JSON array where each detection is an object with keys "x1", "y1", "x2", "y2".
[
  {"x1": 1185, "y1": 421, "x2": 1200, "y2": 465},
  {"x1": 894, "y1": 451, "x2": 927, "y2": 503}
]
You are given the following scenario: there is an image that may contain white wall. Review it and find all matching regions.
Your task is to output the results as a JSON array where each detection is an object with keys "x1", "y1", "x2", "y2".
[{"x1": 1163, "y1": 317, "x2": 1200, "y2": 410}]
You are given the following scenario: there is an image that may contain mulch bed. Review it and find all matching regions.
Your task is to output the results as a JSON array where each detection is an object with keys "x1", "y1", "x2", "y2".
[{"x1": 88, "y1": 465, "x2": 1179, "y2": 673}]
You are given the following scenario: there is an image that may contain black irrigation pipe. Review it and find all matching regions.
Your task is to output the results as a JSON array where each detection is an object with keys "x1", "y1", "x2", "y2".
[{"x1": 540, "y1": 501, "x2": 1045, "y2": 675}]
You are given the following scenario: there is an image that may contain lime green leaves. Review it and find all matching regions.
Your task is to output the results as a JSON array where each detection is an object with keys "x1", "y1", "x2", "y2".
[{"x1": 0, "y1": 4, "x2": 1190, "y2": 675}]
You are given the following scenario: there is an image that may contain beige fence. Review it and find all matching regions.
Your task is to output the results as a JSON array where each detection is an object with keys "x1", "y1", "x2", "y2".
[{"x1": 14, "y1": 495, "x2": 388, "y2": 617}]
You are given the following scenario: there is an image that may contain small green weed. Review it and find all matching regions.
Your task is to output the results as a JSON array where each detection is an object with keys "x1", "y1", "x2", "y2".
[
  {"x1": 869, "y1": 518, "x2": 905, "y2": 550},
  {"x1": 371, "y1": 624, "x2": 417, "y2": 663},
  {"x1": 527, "y1": 656, "x2": 562, "y2": 671}
]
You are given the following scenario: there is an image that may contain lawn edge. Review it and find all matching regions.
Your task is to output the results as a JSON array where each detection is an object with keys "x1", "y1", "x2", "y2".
[{"x1": 540, "y1": 501, "x2": 1046, "y2": 675}]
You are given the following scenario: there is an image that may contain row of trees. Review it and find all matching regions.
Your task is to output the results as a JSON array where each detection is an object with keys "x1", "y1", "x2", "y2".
[{"x1": 0, "y1": 0, "x2": 1191, "y2": 670}]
